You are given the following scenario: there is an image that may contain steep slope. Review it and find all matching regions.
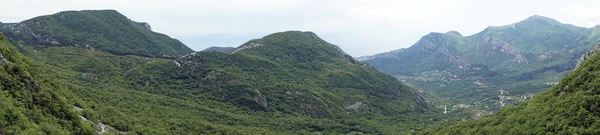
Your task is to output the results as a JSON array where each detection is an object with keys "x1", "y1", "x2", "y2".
[
  {"x1": 0, "y1": 33, "x2": 94, "y2": 134},
  {"x1": 361, "y1": 15, "x2": 600, "y2": 115},
  {"x1": 422, "y1": 44, "x2": 600, "y2": 134},
  {"x1": 363, "y1": 32, "x2": 467, "y2": 75},
  {"x1": 0, "y1": 10, "x2": 194, "y2": 58},
  {"x1": 173, "y1": 31, "x2": 428, "y2": 117},
  {"x1": 11, "y1": 30, "x2": 436, "y2": 134}
]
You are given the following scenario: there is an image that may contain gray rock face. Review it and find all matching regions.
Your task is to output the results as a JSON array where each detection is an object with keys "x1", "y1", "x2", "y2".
[
  {"x1": 576, "y1": 44, "x2": 600, "y2": 68},
  {"x1": 137, "y1": 22, "x2": 152, "y2": 31},
  {"x1": 413, "y1": 34, "x2": 471, "y2": 69},
  {"x1": 345, "y1": 101, "x2": 364, "y2": 111},
  {"x1": 438, "y1": 47, "x2": 471, "y2": 69},
  {"x1": 161, "y1": 54, "x2": 172, "y2": 58},
  {"x1": 0, "y1": 54, "x2": 7, "y2": 63},
  {"x1": 7, "y1": 24, "x2": 62, "y2": 46},
  {"x1": 537, "y1": 53, "x2": 553, "y2": 62},
  {"x1": 231, "y1": 42, "x2": 264, "y2": 54},
  {"x1": 485, "y1": 36, "x2": 528, "y2": 64}
]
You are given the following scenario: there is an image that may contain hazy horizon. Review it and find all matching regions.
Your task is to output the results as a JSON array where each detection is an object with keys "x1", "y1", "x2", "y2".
[{"x1": 3, "y1": 0, "x2": 600, "y2": 57}]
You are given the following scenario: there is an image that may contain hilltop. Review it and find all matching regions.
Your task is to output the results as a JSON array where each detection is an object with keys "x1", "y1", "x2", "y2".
[{"x1": 0, "y1": 10, "x2": 194, "y2": 58}]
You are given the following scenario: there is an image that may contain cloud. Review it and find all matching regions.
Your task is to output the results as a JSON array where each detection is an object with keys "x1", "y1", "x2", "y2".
[{"x1": 1, "y1": 0, "x2": 599, "y2": 56}]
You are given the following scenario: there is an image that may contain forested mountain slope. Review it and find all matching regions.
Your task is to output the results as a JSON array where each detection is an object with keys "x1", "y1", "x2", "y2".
[
  {"x1": 0, "y1": 10, "x2": 193, "y2": 58},
  {"x1": 8, "y1": 29, "x2": 438, "y2": 134},
  {"x1": 0, "y1": 33, "x2": 94, "y2": 134}
]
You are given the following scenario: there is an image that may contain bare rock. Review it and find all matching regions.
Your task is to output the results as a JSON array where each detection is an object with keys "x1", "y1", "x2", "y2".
[
  {"x1": 85, "y1": 44, "x2": 95, "y2": 51},
  {"x1": 137, "y1": 22, "x2": 152, "y2": 31},
  {"x1": 82, "y1": 73, "x2": 97, "y2": 80},
  {"x1": 537, "y1": 53, "x2": 552, "y2": 62},
  {"x1": 345, "y1": 101, "x2": 364, "y2": 111},
  {"x1": 0, "y1": 54, "x2": 7, "y2": 63},
  {"x1": 576, "y1": 44, "x2": 600, "y2": 69},
  {"x1": 471, "y1": 112, "x2": 486, "y2": 120},
  {"x1": 485, "y1": 36, "x2": 528, "y2": 64},
  {"x1": 231, "y1": 42, "x2": 264, "y2": 54}
]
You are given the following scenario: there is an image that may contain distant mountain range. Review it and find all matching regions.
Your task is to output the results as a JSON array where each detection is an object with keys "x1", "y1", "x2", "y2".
[
  {"x1": 3, "y1": 9, "x2": 600, "y2": 134},
  {"x1": 360, "y1": 15, "x2": 600, "y2": 115},
  {"x1": 0, "y1": 33, "x2": 94, "y2": 134},
  {"x1": 201, "y1": 46, "x2": 235, "y2": 53}
]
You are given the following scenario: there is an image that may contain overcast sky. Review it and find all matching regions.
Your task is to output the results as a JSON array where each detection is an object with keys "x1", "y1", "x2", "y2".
[{"x1": 3, "y1": 0, "x2": 600, "y2": 56}]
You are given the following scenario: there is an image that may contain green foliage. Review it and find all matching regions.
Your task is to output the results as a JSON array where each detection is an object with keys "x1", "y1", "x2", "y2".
[
  {"x1": 422, "y1": 46, "x2": 600, "y2": 134},
  {"x1": 0, "y1": 33, "x2": 94, "y2": 134},
  {"x1": 0, "y1": 10, "x2": 193, "y2": 58},
  {"x1": 362, "y1": 15, "x2": 600, "y2": 114},
  {"x1": 9, "y1": 31, "x2": 441, "y2": 134}
]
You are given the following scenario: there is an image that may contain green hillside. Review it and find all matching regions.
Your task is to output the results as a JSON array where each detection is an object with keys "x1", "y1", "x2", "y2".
[
  {"x1": 422, "y1": 44, "x2": 600, "y2": 134},
  {"x1": 0, "y1": 33, "x2": 94, "y2": 134},
  {"x1": 0, "y1": 10, "x2": 194, "y2": 58},
  {"x1": 10, "y1": 30, "x2": 437, "y2": 134},
  {"x1": 361, "y1": 15, "x2": 600, "y2": 116},
  {"x1": 201, "y1": 46, "x2": 234, "y2": 53}
]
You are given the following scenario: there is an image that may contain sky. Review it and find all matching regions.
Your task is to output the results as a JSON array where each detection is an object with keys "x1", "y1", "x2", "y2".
[{"x1": 2, "y1": 0, "x2": 600, "y2": 57}]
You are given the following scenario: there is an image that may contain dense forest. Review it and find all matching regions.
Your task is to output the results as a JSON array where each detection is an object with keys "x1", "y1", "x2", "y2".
[
  {"x1": 0, "y1": 33, "x2": 94, "y2": 134},
  {"x1": 2, "y1": 11, "x2": 447, "y2": 134}
]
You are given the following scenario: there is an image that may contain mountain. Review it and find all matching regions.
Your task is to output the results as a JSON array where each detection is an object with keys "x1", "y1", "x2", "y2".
[
  {"x1": 0, "y1": 33, "x2": 94, "y2": 134},
  {"x1": 6, "y1": 28, "x2": 437, "y2": 134},
  {"x1": 422, "y1": 44, "x2": 600, "y2": 134},
  {"x1": 201, "y1": 46, "x2": 235, "y2": 53},
  {"x1": 360, "y1": 15, "x2": 600, "y2": 115},
  {"x1": 169, "y1": 31, "x2": 430, "y2": 118},
  {"x1": 0, "y1": 10, "x2": 194, "y2": 58}
]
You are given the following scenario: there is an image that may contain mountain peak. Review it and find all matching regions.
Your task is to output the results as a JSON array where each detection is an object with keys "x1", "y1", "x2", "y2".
[
  {"x1": 231, "y1": 31, "x2": 357, "y2": 64},
  {"x1": 526, "y1": 15, "x2": 552, "y2": 20},
  {"x1": 59, "y1": 9, "x2": 119, "y2": 14},
  {"x1": 517, "y1": 15, "x2": 561, "y2": 25},
  {"x1": 1, "y1": 9, "x2": 194, "y2": 58},
  {"x1": 263, "y1": 31, "x2": 323, "y2": 41},
  {"x1": 446, "y1": 31, "x2": 462, "y2": 36}
]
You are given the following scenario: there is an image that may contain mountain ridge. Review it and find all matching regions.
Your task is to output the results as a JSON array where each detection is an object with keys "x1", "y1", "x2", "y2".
[
  {"x1": 3, "y1": 21, "x2": 439, "y2": 134},
  {"x1": 360, "y1": 15, "x2": 600, "y2": 116},
  {"x1": 0, "y1": 10, "x2": 194, "y2": 58}
]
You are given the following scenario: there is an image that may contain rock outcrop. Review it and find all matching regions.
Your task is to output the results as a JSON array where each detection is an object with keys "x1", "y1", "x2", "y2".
[
  {"x1": 231, "y1": 42, "x2": 264, "y2": 54},
  {"x1": 137, "y1": 22, "x2": 152, "y2": 31},
  {"x1": 202, "y1": 47, "x2": 235, "y2": 53},
  {"x1": 537, "y1": 53, "x2": 553, "y2": 61},
  {"x1": 576, "y1": 44, "x2": 600, "y2": 68},
  {"x1": 485, "y1": 36, "x2": 528, "y2": 64}
]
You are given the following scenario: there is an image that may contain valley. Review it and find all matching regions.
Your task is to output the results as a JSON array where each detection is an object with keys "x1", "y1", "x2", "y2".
[
  {"x1": 1, "y1": 8, "x2": 600, "y2": 135},
  {"x1": 360, "y1": 15, "x2": 600, "y2": 118},
  {"x1": 1, "y1": 10, "x2": 441, "y2": 134}
]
